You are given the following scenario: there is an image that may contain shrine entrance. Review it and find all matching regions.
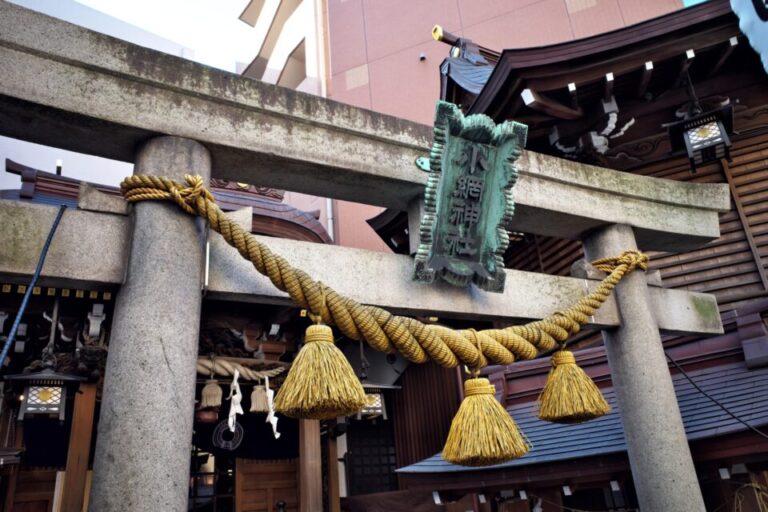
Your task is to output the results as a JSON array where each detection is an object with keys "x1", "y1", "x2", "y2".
[{"x1": 0, "y1": 3, "x2": 733, "y2": 512}]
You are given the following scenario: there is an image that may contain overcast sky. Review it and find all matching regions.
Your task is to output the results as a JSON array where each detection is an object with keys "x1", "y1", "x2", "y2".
[{"x1": 76, "y1": 0, "x2": 261, "y2": 71}]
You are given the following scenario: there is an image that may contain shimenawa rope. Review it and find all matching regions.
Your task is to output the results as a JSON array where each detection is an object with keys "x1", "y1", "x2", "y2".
[
  {"x1": 120, "y1": 175, "x2": 647, "y2": 370},
  {"x1": 120, "y1": 174, "x2": 648, "y2": 465}
]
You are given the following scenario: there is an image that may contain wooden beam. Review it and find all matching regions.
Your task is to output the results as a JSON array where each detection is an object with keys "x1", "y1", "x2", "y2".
[
  {"x1": 61, "y1": 383, "x2": 97, "y2": 512},
  {"x1": 708, "y1": 36, "x2": 738, "y2": 78},
  {"x1": 521, "y1": 88, "x2": 583, "y2": 120},
  {"x1": 499, "y1": 89, "x2": 524, "y2": 120},
  {"x1": 299, "y1": 420, "x2": 322, "y2": 512},
  {"x1": 637, "y1": 61, "x2": 654, "y2": 98},
  {"x1": 568, "y1": 82, "x2": 578, "y2": 109},
  {"x1": 3, "y1": 419, "x2": 24, "y2": 512},
  {"x1": 721, "y1": 159, "x2": 768, "y2": 291},
  {"x1": 604, "y1": 72, "x2": 614, "y2": 103},
  {"x1": 327, "y1": 433, "x2": 341, "y2": 512},
  {"x1": 675, "y1": 49, "x2": 695, "y2": 87}
]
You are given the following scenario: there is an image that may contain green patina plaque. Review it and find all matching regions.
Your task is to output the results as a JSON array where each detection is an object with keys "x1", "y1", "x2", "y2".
[{"x1": 413, "y1": 101, "x2": 527, "y2": 293}]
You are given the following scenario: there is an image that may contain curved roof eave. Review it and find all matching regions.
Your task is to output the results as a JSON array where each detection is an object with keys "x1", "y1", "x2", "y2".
[{"x1": 468, "y1": 0, "x2": 735, "y2": 116}]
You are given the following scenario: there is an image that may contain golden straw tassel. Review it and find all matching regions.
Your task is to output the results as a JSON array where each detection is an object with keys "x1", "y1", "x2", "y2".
[
  {"x1": 442, "y1": 377, "x2": 530, "y2": 466},
  {"x1": 250, "y1": 383, "x2": 269, "y2": 413},
  {"x1": 537, "y1": 350, "x2": 610, "y2": 423},
  {"x1": 275, "y1": 322, "x2": 366, "y2": 420},
  {"x1": 200, "y1": 379, "x2": 223, "y2": 409}
]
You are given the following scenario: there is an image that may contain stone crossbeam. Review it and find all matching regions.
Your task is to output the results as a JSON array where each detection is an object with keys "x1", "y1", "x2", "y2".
[
  {"x1": 0, "y1": 2, "x2": 729, "y2": 252},
  {"x1": 0, "y1": 201, "x2": 723, "y2": 336},
  {"x1": 0, "y1": 200, "x2": 129, "y2": 288}
]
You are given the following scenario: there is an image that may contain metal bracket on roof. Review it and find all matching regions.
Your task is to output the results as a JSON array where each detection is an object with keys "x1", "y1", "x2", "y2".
[
  {"x1": 87, "y1": 303, "x2": 106, "y2": 337},
  {"x1": 415, "y1": 156, "x2": 430, "y2": 172}
]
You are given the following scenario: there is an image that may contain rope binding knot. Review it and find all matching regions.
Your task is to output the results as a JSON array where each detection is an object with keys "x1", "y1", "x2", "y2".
[
  {"x1": 617, "y1": 250, "x2": 649, "y2": 271},
  {"x1": 552, "y1": 351, "x2": 576, "y2": 366},
  {"x1": 304, "y1": 323, "x2": 334, "y2": 344},
  {"x1": 464, "y1": 377, "x2": 496, "y2": 397},
  {"x1": 120, "y1": 174, "x2": 214, "y2": 215},
  {"x1": 591, "y1": 249, "x2": 649, "y2": 274}
]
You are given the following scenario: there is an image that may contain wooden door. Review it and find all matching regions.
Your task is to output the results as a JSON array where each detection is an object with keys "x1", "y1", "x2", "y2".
[
  {"x1": 11, "y1": 469, "x2": 56, "y2": 512},
  {"x1": 235, "y1": 459, "x2": 298, "y2": 512}
]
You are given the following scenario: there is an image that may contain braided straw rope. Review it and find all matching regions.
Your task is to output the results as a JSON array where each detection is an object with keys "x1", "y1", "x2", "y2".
[
  {"x1": 196, "y1": 358, "x2": 285, "y2": 381},
  {"x1": 121, "y1": 175, "x2": 648, "y2": 369}
]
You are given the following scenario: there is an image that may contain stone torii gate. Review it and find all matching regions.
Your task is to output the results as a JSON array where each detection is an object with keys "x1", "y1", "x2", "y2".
[{"x1": 0, "y1": 2, "x2": 730, "y2": 511}]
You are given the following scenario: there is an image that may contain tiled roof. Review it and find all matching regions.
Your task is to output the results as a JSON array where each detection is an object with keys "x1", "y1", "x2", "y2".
[
  {"x1": 398, "y1": 361, "x2": 768, "y2": 473},
  {"x1": 441, "y1": 56, "x2": 494, "y2": 96}
]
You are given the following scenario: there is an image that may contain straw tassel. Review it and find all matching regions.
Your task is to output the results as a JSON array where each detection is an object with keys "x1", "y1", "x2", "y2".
[
  {"x1": 537, "y1": 350, "x2": 610, "y2": 423},
  {"x1": 200, "y1": 379, "x2": 223, "y2": 409},
  {"x1": 274, "y1": 323, "x2": 366, "y2": 420},
  {"x1": 442, "y1": 377, "x2": 530, "y2": 466},
  {"x1": 250, "y1": 383, "x2": 269, "y2": 413}
]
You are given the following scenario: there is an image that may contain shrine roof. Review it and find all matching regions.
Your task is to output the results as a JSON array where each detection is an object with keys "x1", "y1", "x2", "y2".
[
  {"x1": 398, "y1": 360, "x2": 768, "y2": 473},
  {"x1": 439, "y1": 0, "x2": 768, "y2": 170},
  {"x1": 0, "y1": 158, "x2": 331, "y2": 243}
]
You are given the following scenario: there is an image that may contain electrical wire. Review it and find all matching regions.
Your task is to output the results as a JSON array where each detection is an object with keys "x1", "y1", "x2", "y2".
[
  {"x1": 0, "y1": 204, "x2": 66, "y2": 374},
  {"x1": 665, "y1": 351, "x2": 768, "y2": 442}
]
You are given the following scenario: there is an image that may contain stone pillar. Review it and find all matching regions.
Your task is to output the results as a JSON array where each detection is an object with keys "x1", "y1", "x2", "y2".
[
  {"x1": 89, "y1": 137, "x2": 211, "y2": 512},
  {"x1": 583, "y1": 224, "x2": 705, "y2": 512}
]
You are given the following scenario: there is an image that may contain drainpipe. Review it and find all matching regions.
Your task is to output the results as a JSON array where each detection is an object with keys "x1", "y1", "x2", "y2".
[{"x1": 326, "y1": 197, "x2": 335, "y2": 242}]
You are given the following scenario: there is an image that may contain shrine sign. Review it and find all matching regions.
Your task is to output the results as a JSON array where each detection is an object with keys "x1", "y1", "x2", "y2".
[{"x1": 414, "y1": 101, "x2": 527, "y2": 292}]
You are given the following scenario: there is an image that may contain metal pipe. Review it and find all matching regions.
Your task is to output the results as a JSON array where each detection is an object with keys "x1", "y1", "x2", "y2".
[
  {"x1": 326, "y1": 197, "x2": 335, "y2": 242},
  {"x1": 432, "y1": 25, "x2": 459, "y2": 45},
  {"x1": 431, "y1": 25, "x2": 501, "y2": 62}
]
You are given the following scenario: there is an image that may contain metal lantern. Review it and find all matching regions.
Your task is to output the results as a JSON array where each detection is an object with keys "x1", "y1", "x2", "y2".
[
  {"x1": 358, "y1": 386, "x2": 387, "y2": 420},
  {"x1": 668, "y1": 105, "x2": 733, "y2": 173},
  {"x1": 4, "y1": 368, "x2": 85, "y2": 421}
]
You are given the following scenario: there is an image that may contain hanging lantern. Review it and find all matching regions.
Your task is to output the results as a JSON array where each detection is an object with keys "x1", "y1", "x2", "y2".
[
  {"x1": 668, "y1": 105, "x2": 733, "y2": 173},
  {"x1": 357, "y1": 385, "x2": 388, "y2": 420},
  {"x1": 4, "y1": 368, "x2": 85, "y2": 422}
]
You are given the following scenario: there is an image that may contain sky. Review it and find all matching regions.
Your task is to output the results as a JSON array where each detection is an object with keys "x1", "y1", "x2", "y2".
[
  {"x1": 75, "y1": 0, "x2": 262, "y2": 72},
  {"x1": 0, "y1": 0, "x2": 267, "y2": 190}
]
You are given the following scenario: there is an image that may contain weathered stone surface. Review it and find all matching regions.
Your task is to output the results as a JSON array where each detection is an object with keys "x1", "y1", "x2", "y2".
[
  {"x1": 0, "y1": 199, "x2": 127, "y2": 287},
  {"x1": 512, "y1": 151, "x2": 730, "y2": 251},
  {"x1": 208, "y1": 210, "x2": 723, "y2": 335},
  {"x1": 570, "y1": 260, "x2": 604, "y2": 280},
  {"x1": 89, "y1": 137, "x2": 211, "y2": 512},
  {"x1": 573, "y1": 260, "x2": 662, "y2": 287},
  {"x1": 584, "y1": 224, "x2": 706, "y2": 512},
  {"x1": 646, "y1": 269, "x2": 663, "y2": 287},
  {"x1": 78, "y1": 182, "x2": 128, "y2": 215},
  {"x1": 0, "y1": 1, "x2": 427, "y2": 211},
  {"x1": 0, "y1": 202, "x2": 723, "y2": 335},
  {"x1": 0, "y1": 2, "x2": 729, "y2": 252}
]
